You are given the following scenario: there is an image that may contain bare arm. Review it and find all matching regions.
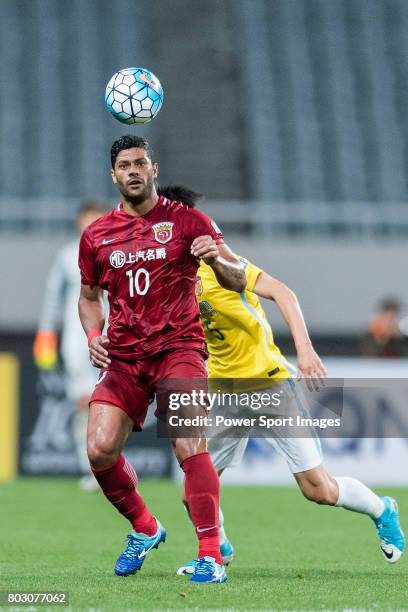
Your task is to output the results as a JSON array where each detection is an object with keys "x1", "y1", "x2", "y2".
[
  {"x1": 78, "y1": 283, "x2": 110, "y2": 368},
  {"x1": 253, "y1": 271, "x2": 326, "y2": 388},
  {"x1": 191, "y1": 237, "x2": 246, "y2": 292},
  {"x1": 78, "y1": 283, "x2": 105, "y2": 334}
]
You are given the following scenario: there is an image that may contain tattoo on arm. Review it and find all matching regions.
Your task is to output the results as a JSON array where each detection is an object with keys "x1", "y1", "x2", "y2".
[{"x1": 210, "y1": 258, "x2": 246, "y2": 292}]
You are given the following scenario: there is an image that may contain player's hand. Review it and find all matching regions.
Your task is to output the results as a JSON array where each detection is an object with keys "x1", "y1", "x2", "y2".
[
  {"x1": 191, "y1": 235, "x2": 219, "y2": 265},
  {"x1": 296, "y1": 343, "x2": 327, "y2": 392},
  {"x1": 33, "y1": 330, "x2": 58, "y2": 370},
  {"x1": 89, "y1": 335, "x2": 111, "y2": 368}
]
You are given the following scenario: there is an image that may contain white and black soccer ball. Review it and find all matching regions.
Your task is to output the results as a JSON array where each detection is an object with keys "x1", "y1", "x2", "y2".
[{"x1": 105, "y1": 67, "x2": 164, "y2": 124}]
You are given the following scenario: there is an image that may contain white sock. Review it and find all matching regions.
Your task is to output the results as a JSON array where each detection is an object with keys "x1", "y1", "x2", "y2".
[
  {"x1": 218, "y1": 506, "x2": 227, "y2": 545},
  {"x1": 184, "y1": 501, "x2": 228, "y2": 544},
  {"x1": 334, "y1": 476, "x2": 385, "y2": 519}
]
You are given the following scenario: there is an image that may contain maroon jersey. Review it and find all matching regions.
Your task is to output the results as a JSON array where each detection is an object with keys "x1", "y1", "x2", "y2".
[{"x1": 78, "y1": 196, "x2": 223, "y2": 359}]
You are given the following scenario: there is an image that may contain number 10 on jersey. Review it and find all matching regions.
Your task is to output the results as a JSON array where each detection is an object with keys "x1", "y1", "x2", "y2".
[{"x1": 126, "y1": 268, "x2": 150, "y2": 296}]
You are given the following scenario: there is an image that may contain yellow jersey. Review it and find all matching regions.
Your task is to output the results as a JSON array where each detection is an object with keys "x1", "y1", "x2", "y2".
[{"x1": 196, "y1": 256, "x2": 296, "y2": 380}]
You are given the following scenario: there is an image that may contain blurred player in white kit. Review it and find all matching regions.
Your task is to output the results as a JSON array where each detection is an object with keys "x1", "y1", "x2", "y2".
[{"x1": 33, "y1": 201, "x2": 107, "y2": 490}]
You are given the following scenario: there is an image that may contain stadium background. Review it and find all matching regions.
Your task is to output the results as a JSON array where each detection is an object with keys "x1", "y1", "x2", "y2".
[{"x1": 1, "y1": 0, "x2": 408, "y2": 486}]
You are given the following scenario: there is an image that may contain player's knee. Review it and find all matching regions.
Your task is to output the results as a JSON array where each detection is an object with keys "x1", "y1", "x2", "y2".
[
  {"x1": 87, "y1": 436, "x2": 119, "y2": 469},
  {"x1": 172, "y1": 437, "x2": 206, "y2": 464}
]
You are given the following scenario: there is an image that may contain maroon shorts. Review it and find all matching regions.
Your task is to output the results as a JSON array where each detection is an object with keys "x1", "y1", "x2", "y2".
[{"x1": 90, "y1": 348, "x2": 207, "y2": 430}]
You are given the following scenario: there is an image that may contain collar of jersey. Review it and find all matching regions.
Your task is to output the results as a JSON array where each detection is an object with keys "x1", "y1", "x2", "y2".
[{"x1": 116, "y1": 195, "x2": 165, "y2": 220}]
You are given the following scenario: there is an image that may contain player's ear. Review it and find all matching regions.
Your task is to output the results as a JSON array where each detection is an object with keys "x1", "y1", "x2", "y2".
[
  {"x1": 153, "y1": 162, "x2": 159, "y2": 178},
  {"x1": 111, "y1": 168, "x2": 117, "y2": 184}
]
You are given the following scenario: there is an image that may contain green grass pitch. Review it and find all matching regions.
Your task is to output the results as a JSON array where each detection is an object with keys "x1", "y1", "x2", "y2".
[{"x1": 0, "y1": 479, "x2": 407, "y2": 611}]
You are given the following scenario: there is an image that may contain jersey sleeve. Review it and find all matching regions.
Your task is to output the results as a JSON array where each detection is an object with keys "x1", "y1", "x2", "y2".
[
  {"x1": 236, "y1": 255, "x2": 263, "y2": 291},
  {"x1": 186, "y1": 209, "x2": 224, "y2": 244},
  {"x1": 78, "y1": 227, "x2": 97, "y2": 287}
]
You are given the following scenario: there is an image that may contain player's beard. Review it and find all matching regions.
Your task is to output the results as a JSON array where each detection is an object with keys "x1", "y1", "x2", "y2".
[{"x1": 120, "y1": 175, "x2": 156, "y2": 208}]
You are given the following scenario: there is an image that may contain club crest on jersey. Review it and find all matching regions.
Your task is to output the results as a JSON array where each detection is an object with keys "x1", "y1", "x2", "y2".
[
  {"x1": 152, "y1": 221, "x2": 174, "y2": 244},
  {"x1": 195, "y1": 276, "x2": 203, "y2": 297}
]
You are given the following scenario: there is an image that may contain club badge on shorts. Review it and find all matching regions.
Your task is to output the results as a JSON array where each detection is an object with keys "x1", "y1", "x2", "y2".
[{"x1": 152, "y1": 221, "x2": 174, "y2": 244}]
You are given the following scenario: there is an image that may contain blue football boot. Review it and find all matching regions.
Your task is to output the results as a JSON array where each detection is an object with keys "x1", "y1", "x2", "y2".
[
  {"x1": 220, "y1": 539, "x2": 234, "y2": 564},
  {"x1": 374, "y1": 496, "x2": 405, "y2": 563},
  {"x1": 176, "y1": 559, "x2": 197, "y2": 576},
  {"x1": 177, "y1": 538, "x2": 234, "y2": 575},
  {"x1": 189, "y1": 556, "x2": 227, "y2": 584},
  {"x1": 114, "y1": 518, "x2": 166, "y2": 576}
]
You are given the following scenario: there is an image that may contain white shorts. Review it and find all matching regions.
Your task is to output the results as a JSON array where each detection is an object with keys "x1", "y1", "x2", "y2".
[{"x1": 208, "y1": 379, "x2": 323, "y2": 474}]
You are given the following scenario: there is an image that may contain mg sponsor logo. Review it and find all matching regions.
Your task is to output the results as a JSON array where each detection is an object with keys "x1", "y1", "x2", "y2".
[{"x1": 109, "y1": 250, "x2": 126, "y2": 268}]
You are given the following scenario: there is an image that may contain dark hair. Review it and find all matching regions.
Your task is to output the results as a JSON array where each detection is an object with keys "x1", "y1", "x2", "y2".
[
  {"x1": 379, "y1": 297, "x2": 402, "y2": 312},
  {"x1": 110, "y1": 134, "x2": 154, "y2": 168},
  {"x1": 78, "y1": 200, "x2": 107, "y2": 217},
  {"x1": 158, "y1": 184, "x2": 203, "y2": 209}
]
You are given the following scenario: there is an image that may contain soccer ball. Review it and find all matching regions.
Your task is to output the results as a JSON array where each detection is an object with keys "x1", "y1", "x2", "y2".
[{"x1": 105, "y1": 67, "x2": 164, "y2": 124}]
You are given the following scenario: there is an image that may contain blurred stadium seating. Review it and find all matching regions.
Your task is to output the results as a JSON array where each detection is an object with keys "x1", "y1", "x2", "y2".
[
  {"x1": 2, "y1": 0, "x2": 408, "y2": 235},
  {"x1": 1, "y1": 0, "x2": 408, "y2": 332}
]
